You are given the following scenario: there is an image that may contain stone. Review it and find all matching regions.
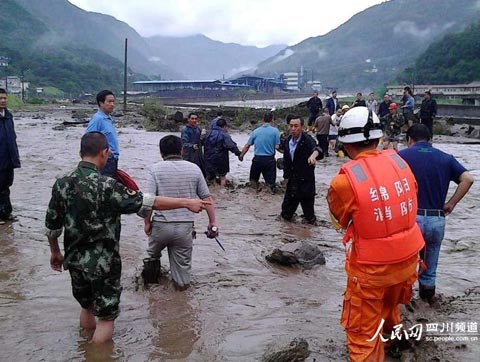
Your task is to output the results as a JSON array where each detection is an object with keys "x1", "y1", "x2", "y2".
[
  {"x1": 173, "y1": 111, "x2": 184, "y2": 122},
  {"x1": 262, "y1": 338, "x2": 310, "y2": 362},
  {"x1": 71, "y1": 110, "x2": 89, "y2": 119},
  {"x1": 157, "y1": 119, "x2": 178, "y2": 131},
  {"x1": 266, "y1": 240, "x2": 326, "y2": 269}
]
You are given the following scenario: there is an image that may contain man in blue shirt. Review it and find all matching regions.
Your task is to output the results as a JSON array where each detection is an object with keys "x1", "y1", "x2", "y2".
[
  {"x1": 401, "y1": 86, "x2": 416, "y2": 127},
  {"x1": 239, "y1": 112, "x2": 280, "y2": 193},
  {"x1": 86, "y1": 90, "x2": 119, "y2": 177},
  {"x1": 399, "y1": 124, "x2": 473, "y2": 303}
]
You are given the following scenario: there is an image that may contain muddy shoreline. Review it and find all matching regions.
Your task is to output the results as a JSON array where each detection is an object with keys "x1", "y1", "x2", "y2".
[{"x1": 0, "y1": 108, "x2": 479, "y2": 361}]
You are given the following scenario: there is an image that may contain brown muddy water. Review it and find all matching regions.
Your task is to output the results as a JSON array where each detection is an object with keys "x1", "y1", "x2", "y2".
[{"x1": 1, "y1": 109, "x2": 479, "y2": 362}]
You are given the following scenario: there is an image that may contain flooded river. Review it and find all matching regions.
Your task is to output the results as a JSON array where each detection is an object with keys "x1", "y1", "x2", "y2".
[{"x1": 0, "y1": 109, "x2": 479, "y2": 361}]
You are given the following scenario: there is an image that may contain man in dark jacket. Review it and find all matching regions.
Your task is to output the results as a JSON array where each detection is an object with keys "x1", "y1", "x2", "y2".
[
  {"x1": 281, "y1": 116, "x2": 323, "y2": 224},
  {"x1": 204, "y1": 118, "x2": 241, "y2": 186},
  {"x1": 419, "y1": 91, "x2": 437, "y2": 137},
  {"x1": 377, "y1": 93, "x2": 392, "y2": 122},
  {"x1": 306, "y1": 91, "x2": 323, "y2": 128},
  {"x1": 0, "y1": 88, "x2": 21, "y2": 223},
  {"x1": 325, "y1": 90, "x2": 340, "y2": 115},
  {"x1": 351, "y1": 92, "x2": 367, "y2": 108},
  {"x1": 181, "y1": 112, "x2": 206, "y2": 176}
]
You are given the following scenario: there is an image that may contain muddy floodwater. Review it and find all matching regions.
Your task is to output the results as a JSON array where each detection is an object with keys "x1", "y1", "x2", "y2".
[{"x1": 1, "y1": 109, "x2": 479, "y2": 362}]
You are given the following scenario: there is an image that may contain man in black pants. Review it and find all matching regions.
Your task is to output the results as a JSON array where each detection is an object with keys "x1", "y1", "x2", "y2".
[
  {"x1": 281, "y1": 116, "x2": 323, "y2": 224},
  {"x1": 313, "y1": 108, "x2": 332, "y2": 157},
  {"x1": 306, "y1": 91, "x2": 323, "y2": 129},
  {"x1": 0, "y1": 88, "x2": 21, "y2": 223},
  {"x1": 419, "y1": 91, "x2": 437, "y2": 137},
  {"x1": 239, "y1": 112, "x2": 280, "y2": 193}
]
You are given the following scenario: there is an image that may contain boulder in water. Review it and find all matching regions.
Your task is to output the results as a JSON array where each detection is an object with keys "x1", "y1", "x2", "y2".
[
  {"x1": 262, "y1": 338, "x2": 310, "y2": 362},
  {"x1": 266, "y1": 240, "x2": 326, "y2": 268}
]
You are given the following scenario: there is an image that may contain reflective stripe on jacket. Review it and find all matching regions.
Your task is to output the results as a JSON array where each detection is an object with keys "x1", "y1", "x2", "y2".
[{"x1": 340, "y1": 149, "x2": 424, "y2": 265}]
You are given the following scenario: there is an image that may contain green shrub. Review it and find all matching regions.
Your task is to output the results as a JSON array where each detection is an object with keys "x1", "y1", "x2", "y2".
[
  {"x1": 143, "y1": 98, "x2": 166, "y2": 121},
  {"x1": 235, "y1": 107, "x2": 253, "y2": 126},
  {"x1": 6, "y1": 94, "x2": 23, "y2": 109},
  {"x1": 43, "y1": 86, "x2": 65, "y2": 98},
  {"x1": 26, "y1": 97, "x2": 46, "y2": 104}
]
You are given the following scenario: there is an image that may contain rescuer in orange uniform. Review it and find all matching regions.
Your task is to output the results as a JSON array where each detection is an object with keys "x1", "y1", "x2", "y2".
[{"x1": 327, "y1": 107, "x2": 425, "y2": 361}]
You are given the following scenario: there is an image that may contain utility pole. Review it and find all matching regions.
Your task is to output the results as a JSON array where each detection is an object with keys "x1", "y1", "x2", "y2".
[{"x1": 123, "y1": 38, "x2": 128, "y2": 112}]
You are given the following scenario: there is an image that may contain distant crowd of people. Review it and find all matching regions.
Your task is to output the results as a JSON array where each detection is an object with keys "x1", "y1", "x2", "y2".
[
  {"x1": 0, "y1": 87, "x2": 474, "y2": 361},
  {"x1": 305, "y1": 87, "x2": 439, "y2": 155}
]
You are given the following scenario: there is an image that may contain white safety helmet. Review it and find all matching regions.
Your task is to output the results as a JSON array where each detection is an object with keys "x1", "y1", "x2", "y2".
[{"x1": 338, "y1": 106, "x2": 383, "y2": 143}]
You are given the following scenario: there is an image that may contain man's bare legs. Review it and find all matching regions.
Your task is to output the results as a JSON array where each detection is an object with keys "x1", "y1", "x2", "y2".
[
  {"x1": 80, "y1": 307, "x2": 114, "y2": 343},
  {"x1": 220, "y1": 176, "x2": 227, "y2": 187},
  {"x1": 91, "y1": 320, "x2": 114, "y2": 343},
  {"x1": 80, "y1": 307, "x2": 96, "y2": 329}
]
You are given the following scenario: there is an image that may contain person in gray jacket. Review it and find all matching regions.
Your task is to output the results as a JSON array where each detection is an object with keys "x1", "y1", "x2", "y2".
[{"x1": 143, "y1": 135, "x2": 218, "y2": 289}]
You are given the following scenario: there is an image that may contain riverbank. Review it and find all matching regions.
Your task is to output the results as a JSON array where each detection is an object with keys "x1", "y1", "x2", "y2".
[{"x1": 14, "y1": 105, "x2": 480, "y2": 143}]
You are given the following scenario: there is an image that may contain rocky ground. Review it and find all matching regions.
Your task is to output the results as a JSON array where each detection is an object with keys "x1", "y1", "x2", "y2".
[{"x1": 16, "y1": 103, "x2": 480, "y2": 143}]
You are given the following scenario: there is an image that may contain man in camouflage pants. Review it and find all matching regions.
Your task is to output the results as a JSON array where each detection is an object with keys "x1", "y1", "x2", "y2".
[
  {"x1": 45, "y1": 132, "x2": 208, "y2": 343},
  {"x1": 381, "y1": 102, "x2": 405, "y2": 151}
]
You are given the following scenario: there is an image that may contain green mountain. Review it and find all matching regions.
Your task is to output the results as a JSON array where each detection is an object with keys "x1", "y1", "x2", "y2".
[
  {"x1": 254, "y1": 0, "x2": 480, "y2": 91},
  {"x1": 13, "y1": 0, "x2": 180, "y2": 78},
  {"x1": 399, "y1": 22, "x2": 480, "y2": 84},
  {"x1": 1, "y1": 0, "x2": 148, "y2": 95},
  {"x1": 1, "y1": 0, "x2": 287, "y2": 94}
]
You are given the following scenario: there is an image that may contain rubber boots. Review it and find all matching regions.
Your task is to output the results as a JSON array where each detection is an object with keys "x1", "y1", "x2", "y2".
[
  {"x1": 419, "y1": 284, "x2": 435, "y2": 303},
  {"x1": 142, "y1": 258, "x2": 161, "y2": 284}
]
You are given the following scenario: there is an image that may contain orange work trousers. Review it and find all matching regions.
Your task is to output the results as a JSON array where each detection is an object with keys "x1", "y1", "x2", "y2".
[{"x1": 341, "y1": 271, "x2": 417, "y2": 362}]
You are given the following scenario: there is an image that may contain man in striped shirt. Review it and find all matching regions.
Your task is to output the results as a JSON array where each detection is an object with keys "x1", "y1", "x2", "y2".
[{"x1": 143, "y1": 135, "x2": 217, "y2": 289}]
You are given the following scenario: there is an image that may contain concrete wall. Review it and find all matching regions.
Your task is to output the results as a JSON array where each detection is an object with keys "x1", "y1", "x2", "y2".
[{"x1": 437, "y1": 104, "x2": 480, "y2": 124}]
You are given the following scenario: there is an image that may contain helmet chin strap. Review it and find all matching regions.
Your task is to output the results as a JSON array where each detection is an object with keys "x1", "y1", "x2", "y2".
[{"x1": 363, "y1": 109, "x2": 374, "y2": 140}]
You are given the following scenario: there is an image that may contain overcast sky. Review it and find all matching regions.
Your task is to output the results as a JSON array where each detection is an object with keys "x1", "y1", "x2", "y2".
[{"x1": 68, "y1": 0, "x2": 385, "y2": 47}]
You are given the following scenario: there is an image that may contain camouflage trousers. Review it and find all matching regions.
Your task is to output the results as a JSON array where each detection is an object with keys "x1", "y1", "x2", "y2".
[{"x1": 69, "y1": 267, "x2": 122, "y2": 320}]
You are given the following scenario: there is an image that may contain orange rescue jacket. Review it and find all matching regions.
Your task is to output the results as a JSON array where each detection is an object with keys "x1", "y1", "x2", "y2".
[{"x1": 340, "y1": 149, "x2": 424, "y2": 265}]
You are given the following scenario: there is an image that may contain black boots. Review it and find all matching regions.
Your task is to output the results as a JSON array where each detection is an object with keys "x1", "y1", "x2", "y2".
[
  {"x1": 142, "y1": 258, "x2": 161, "y2": 284},
  {"x1": 419, "y1": 284, "x2": 436, "y2": 303}
]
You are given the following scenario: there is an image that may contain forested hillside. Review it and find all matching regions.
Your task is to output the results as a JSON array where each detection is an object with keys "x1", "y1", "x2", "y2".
[
  {"x1": 398, "y1": 22, "x2": 480, "y2": 84},
  {"x1": 254, "y1": 0, "x2": 480, "y2": 90},
  {"x1": 0, "y1": 0, "x2": 131, "y2": 95}
]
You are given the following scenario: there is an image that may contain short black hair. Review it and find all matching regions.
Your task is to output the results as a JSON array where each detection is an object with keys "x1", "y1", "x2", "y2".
[
  {"x1": 80, "y1": 132, "x2": 108, "y2": 157},
  {"x1": 263, "y1": 112, "x2": 273, "y2": 122},
  {"x1": 425, "y1": 90, "x2": 432, "y2": 96},
  {"x1": 159, "y1": 135, "x2": 182, "y2": 157},
  {"x1": 96, "y1": 90, "x2": 115, "y2": 106},
  {"x1": 188, "y1": 112, "x2": 198, "y2": 119},
  {"x1": 216, "y1": 118, "x2": 227, "y2": 128},
  {"x1": 357, "y1": 92, "x2": 362, "y2": 96},
  {"x1": 289, "y1": 115, "x2": 304, "y2": 126},
  {"x1": 285, "y1": 114, "x2": 296, "y2": 124},
  {"x1": 406, "y1": 123, "x2": 431, "y2": 142},
  {"x1": 217, "y1": 110, "x2": 223, "y2": 117},
  {"x1": 404, "y1": 86, "x2": 413, "y2": 96},
  {"x1": 0, "y1": 88, "x2": 6, "y2": 94}
]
